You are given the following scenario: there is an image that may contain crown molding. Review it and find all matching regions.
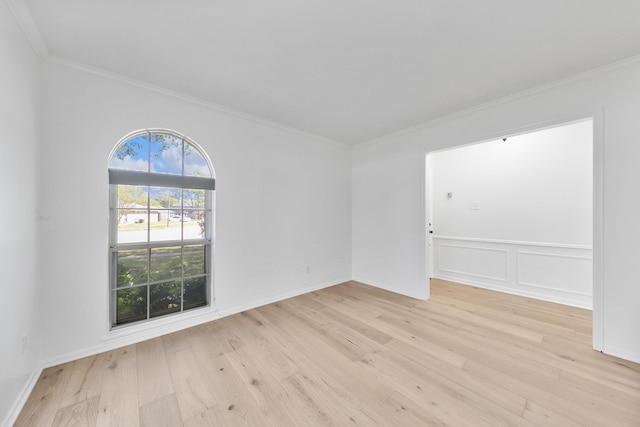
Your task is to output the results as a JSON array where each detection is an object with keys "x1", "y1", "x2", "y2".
[
  {"x1": 44, "y1": 55, "x2": 351, "y2": 150},
  {"x1": 5, "y1": 0, "x2": 350, "y2": 151},
  {"x1": 9, "y1": 0, "x2": 640, "y2": 152},
  {"x1": 5, "y1": 0, "x2": 48, "y2": 62},
  {"x1": 356, "y1": 53, "x2": 640, "y2": 150}
]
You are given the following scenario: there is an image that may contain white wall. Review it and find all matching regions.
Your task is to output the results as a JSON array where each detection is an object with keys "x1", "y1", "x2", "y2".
[
  {"x1": 0, "y1": 2, "x2": 42, "y2": 425},
  {"x1": 431, "y1": 121, "x2": 593, "y2": 244},
  {"x1": 4, "y1": 8, "x2": 640, "y2": 422},
  {"x1": 429, "y1": 121, "x2": 593, "y2": 308},
  {"x1": 37, "y1": 64, "x2": 352, "y2": 364},
  {"x1": 352, "y1": 58, "x2": 640, "y2": 363}
]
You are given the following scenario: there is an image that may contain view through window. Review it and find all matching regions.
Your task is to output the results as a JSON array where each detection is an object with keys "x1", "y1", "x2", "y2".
[{"x1": 108, "y1": 130, "x2": 215, "y2": 327}]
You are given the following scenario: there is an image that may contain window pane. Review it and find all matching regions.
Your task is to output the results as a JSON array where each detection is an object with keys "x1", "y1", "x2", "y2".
[
  {"x1": 183, "y1": 188, "x2": 206, "y2": 209},
  {"x1": 116, "y1": 286, "x2": 148, "y2": 325},
  {"x1": 151, "y1": 133, "x2": 183, "y2": 175},
  {"x1": 150, "y1": 222, "x2": 182, "y2": 242},
  {"x1": 110, "y1": 130, "x2": 213, "y2": 328},
  {"x1": 109, "y1": 134, "x2": 149, "y2": 172},
  {"x1": 150, "y1": 247, "x2": 182, "y2": 282},
  {"x1": 150, "y1": 187, "x2": 181, "y2": 209},
  {"x1": 117, "y1": 210, "x2": 148, "y2": 244},
  {"x1": 184, "y1": 276, "x2": 207, "y2": 310},
  {"x1": 149, "y1": 208, "x2": 171, "y2": 224},
  {"x1": 150, "y1": 186, "x2": 182, "y2": 242},
  {"x1": 117, "y1": 208, "x2": 148, "y2": 225},
  {"x1": 150, "y1": 281, "x2": 181, "y2": 318},
  {"x1": 116, "y1": 185, "x2": 149, "y2": 243},
  {"x1": 183, "y1": 211, "x2": 204, "y2": 240},
  {"x1": 116, "y1": 250, "x2": 148, "y2": 287},
  {"x1": 184, "y1": 142, "x2": 211, "y2": 177},
  {"x1": 117, "y1": 185, "x2": 148, "y2": 209},
  {"x1": 183, "y1": 245, "x2": 205, "y2": 276},
  {"x1": 183, "y1": 208, "x2": 205, "y2": 221}
]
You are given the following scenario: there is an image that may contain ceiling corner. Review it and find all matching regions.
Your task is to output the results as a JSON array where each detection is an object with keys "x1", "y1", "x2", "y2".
[{"x1": 5, "y1": 0, "x2": 49, "y2": 62}]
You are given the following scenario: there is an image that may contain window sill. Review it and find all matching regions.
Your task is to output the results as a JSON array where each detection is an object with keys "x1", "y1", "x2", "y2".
[{"x1": 103, "y1": 305, "x2": 221, "y2": 348}]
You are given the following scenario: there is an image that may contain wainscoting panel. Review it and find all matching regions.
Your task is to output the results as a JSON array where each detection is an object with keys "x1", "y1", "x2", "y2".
[
  {"x1": 438, "y1": 244, "x2": 508, "y2": 282},
  {"x1": 432, "y1": 236, "x2": 593, "y2": 309}
]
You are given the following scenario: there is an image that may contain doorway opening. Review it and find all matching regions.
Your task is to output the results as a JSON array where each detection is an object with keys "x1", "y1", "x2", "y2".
[{"x1": 425, "y1": 118, "x2": 595, "y2": 321}]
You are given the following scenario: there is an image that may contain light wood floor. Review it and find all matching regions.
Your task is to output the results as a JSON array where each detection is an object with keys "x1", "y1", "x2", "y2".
[{"x1": 16, "y1": 279, "x2": 640, "y2": 426}]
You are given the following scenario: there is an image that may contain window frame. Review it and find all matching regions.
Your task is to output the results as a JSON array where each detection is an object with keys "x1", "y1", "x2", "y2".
[{"x1": 108, "y1": 129, "x2": 215, "y2": 330}]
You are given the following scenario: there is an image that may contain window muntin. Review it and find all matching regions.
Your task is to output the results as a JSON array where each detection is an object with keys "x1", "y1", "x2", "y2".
[{"x1": 109, "y1": 130, "x2": 214, "y2": 328}]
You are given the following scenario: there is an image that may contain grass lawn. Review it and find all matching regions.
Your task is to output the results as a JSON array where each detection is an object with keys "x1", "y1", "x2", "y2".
[{"x1": 118, "y1": 220, "x2": 197, "y2": 231}]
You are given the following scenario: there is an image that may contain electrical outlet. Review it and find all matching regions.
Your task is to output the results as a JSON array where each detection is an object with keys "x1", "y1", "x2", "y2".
[
  {"x1": 306, "y1": 266, "x2": 311, "y2": 274},
  {"x1": 22, "y1": 335, "x2": 28, "y2": 355}
]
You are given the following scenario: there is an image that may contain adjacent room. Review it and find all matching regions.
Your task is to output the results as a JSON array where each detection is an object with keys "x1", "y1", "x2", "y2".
[
  {"x1": 427, "y1": 119, "x2": 593, "y2": 309},
  {"x1": 2, "y1": 1, "x2": 640, "y2": 425}
]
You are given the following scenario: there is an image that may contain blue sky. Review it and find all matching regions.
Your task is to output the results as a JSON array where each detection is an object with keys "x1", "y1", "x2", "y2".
[{"x1": 110, "y1": 133, "x2": 210, "y2": 177}]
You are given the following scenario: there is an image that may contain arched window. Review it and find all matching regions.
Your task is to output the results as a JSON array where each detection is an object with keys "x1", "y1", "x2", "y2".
[{"x1": 108, "y1": 130, "x2": 215, "y2": 328}]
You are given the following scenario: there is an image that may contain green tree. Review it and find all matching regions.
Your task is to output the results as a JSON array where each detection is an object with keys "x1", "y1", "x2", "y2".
[
  {"x1": 184, "y1": 171, "x2": 206, "y2": 218},
  {"x1": 117, "y1": 185, "x2": 146, "y2": 223},
  {"x1": 184, "y1": 188, "x2": 205, "y2": 209},
  {"x1": 154, "y1": 190, "x2": 179, "y2": 209}
]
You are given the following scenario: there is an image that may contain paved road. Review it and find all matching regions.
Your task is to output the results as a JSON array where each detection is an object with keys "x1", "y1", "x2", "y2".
[{"x1": 118, "y1": 223, "x2": 203, "y2": 243}]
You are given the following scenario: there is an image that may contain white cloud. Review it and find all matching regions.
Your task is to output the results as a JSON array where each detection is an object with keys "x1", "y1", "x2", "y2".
[
  {"x1": 110, "y1": 156, "x2": 148, "y2": 171},
  {"x1": 184, "y1": 156, "x2": 210, "y2": 177},
  {"x1": 160, "y1": 144, "x2": 183, "y2": 174},
  {"x1": 111, "y1": 142, "x2": 210, "y2": 177}
]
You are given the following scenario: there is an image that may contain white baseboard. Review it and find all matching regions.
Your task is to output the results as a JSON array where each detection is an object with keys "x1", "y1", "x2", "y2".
[
  {"x1": 601, "y1": 344, "x2": 640, "y2": 365},
  {"x1": 217, "y1": 276, "x2": 353, "y2": 316},
  {"x1": 2, "y1": 367, "x2": 42, "y2": 427},
  {"x1": 351, "y1": 276, "x2": 429, "y2": 300},
  {"x1": 433, "y1": 274, "x2": 592, "y2": 310},
  {"x1": 41, "y1": 277, "x2": 351, "y2": 369},
  {"x1": 6, "y1": 277, "x2": 353, "y2": 426},
  {"x1": 42, "y1": 309, "x2": 223, "y2": 369},
  {"x1": 432, "y1": 237, "x2": 593, "y2": 309}
]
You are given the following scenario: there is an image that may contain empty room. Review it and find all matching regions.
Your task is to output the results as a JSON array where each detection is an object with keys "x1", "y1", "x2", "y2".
[{"x1": 2, "y1": 1, "x2": 640, "y2": 426}]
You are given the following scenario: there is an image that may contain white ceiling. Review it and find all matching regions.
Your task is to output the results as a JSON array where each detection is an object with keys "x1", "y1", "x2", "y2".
[{"x1": 17, "y1": 0, "x2": 640, "y2": 145}]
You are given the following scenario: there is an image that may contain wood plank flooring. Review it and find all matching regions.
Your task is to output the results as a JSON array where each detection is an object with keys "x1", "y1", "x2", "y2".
[{"x1": 16, "y1": 279, "x2": 640, "y2": 426}]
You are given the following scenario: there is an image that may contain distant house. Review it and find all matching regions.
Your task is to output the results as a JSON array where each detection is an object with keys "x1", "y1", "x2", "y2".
[{"x1": 119, "y1": 204, "x2": 170, "y2": 224}]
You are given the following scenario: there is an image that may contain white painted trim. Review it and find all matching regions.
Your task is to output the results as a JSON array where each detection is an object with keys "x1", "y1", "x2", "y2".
[
  {"x1": 432, "y1": 275, "x2": 593, "y2": 310},
  {"x1": 600, "y1": 345, "x2": 640, "y2": 365},
  {"x1": 516, "y1": 280, "x2": 592, "y2": 298},
  {"x1": 43, "y1": 56, "x2": 350, "y2": 150},
  {"x1": 6, "y1": 2, "x2": 349, "y2": 150},
  {"x1": 424, "y1": 115, "x2": 596, "y2": 169},
  {"x1": 424, "y1": 151, "x2": 434, "y2": 286},
  {"x1": 4, "y1": 0, "x2": 49, "y2": 62},
  {"x1": 433, "y1": 235, "x2": 592, "y2": 251},
  {"x1": 592, "y1": 109, "x2": 605, "y2": 351},
  {"x1": 437, "y1": 243, "x2": 509, "y2": 282},
  {"x1": 433, "y1": 236, "x2": 593, "y2": 308},
  {"x1": 9, "y1": 0, "x2": 638, "y2": 153},
  {"x1": 105, "y1": 306, "x2": 220, "y2": 343},
  {"x1": 216, "y1": 277, "x2": 352, "y2": 317},
  {"x1": 44, "y1": 311, "x2": 223, "y2": 371},
  {"x1": 419, "y1": 152, "x2": 429, "y2": 298},
  {"x1": 352, "y1": 276, "x2": 429, "y2": 300},
  {"x1": 356, "y1": 55, "x2": 640, "y2": 149},
  {"x1": 436, "y1": 268, "x2": 508, "y2": 284},
  {"x1": 516, "y1": 250, "x2": 592, "y2": 261},
  {"x1": 427, "y1": 114, "x2": 602, "y2": 350},
  {"x1": 1, "y1": 367, "x2": 42, "y2": 427},
  {"x1": 42, "y1": 277, "x2": 350, "y2": 369},
  {"x1": 515, "y1": 250, "x2": 593, "y2": 297}
]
